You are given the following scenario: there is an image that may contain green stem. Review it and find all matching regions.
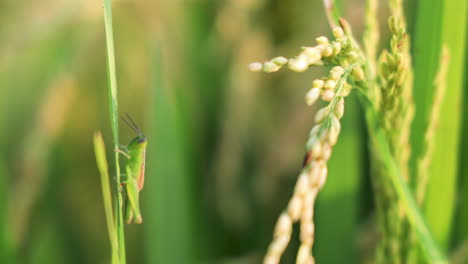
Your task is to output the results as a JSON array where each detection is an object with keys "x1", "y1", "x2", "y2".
[
  {"x1": 356, "y1": 90, "x2": 447, "y2": 264},
  {"x1": 93, "y1": 133, "x2": 119, "y2": 263},
  {"x1": 103, "y1": 0, "x2": 126, "y2": 263}
]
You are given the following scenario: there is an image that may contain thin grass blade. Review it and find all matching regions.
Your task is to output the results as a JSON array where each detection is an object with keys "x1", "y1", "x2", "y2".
[
  {"x1": 102, "y1": 0, "x2": 126, "y2": 262},
  {"x1": 93, "y1": 132, "x2": 119, "y2": 263}
]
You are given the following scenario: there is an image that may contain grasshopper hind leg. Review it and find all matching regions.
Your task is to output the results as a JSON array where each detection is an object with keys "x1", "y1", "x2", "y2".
[
  {"x1": 125, "y1": 178, "x2": 142, "y2": 224},
  {"x1": 124, "y1": 166, "x2": 142, "y2": 224},
  {"x1": 121, "y1": 177, "x2": 135, "y2": 224},
  {"x1": 125, "y1": 198, "x2": 134, "y2": 224}
]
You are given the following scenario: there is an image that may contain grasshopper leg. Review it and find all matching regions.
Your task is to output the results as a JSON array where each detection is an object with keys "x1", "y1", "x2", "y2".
[
  {"x1": 120, "y1": 177, "x2": 134, "y2": 223},
  {"x1": 125, "y1": 177, "x2": 142, "y2": 224},
  {"x1": 119, "y1": 144, "x2": 130, "y2": 152},
  {"x1": 124, "y1": 166, "x2": 142, "y2": 224},
  {"x1": 125, "y1": 195, "x2": 134, "y2": 224},
  {"x1": 114, "y1": 146, "x2": 131, "y2": 159}
]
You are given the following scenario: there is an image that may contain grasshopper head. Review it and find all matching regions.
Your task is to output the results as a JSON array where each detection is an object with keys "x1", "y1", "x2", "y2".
[{"x1": 128, "y1": 135, "x2": 147, "y2": 150}]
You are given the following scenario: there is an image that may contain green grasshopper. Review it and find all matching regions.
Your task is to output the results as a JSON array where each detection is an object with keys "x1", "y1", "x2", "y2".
[{"x1": 119, "y1": 113, "x2": 147, "y2": 224}]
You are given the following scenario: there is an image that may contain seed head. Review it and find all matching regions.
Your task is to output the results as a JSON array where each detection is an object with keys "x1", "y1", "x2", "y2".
[
  {"x1": 271, "y1": 56, "x2": 288, "y2": 66},
  {"x1": 264, "y1": 61, "x2": 280, "y2": 73},
  {"x1": 331, "y1": 42, "x2": 341, "y2": 55},
  {"x1": 316, "y1": 36, "x2": 329, "y2": 45},
  {"x1": 324, "y1": 79, "x2": 336, "y2": 89},
  {"x1": 388, "y1": 16, "x2": 399, "y2": 34},
  {"x1": 352, "y1": 67, "x2": 365, "y2": 81},
  {"x1": 310, "y1": 142, "x2": 322, "y2": 159},
  {"x1": 330, "y1": 66, "x2": 345, "y2": 80},
  {"x1": 295, "y1": 172, "x2": 310, "y2": 196},
  {"x1": 300, "y1": 221, "x2": 314, "y2": 244},
  {"x1": 287, "y1": 196, "x2": 303, "y2": 221},
  {"x1": 305, "y1": 88, "x2": 321, "y2": 106},
  {"x1": 252, "y1": 23, "x2": 353, "y2": 264},
  {"x1": 347, "y1": 51, "x2": 358, "y2": 60},
  {"x1": 302, "y1": 47, "x2": 322, "y2": 64},
  {"x1": 335, "y1": 98, "x2": 345, "y2": 119},
  {"x1": 248, "y1": 62, "x2": 263, "y2": 72},
  {"x1": 321, "y1": 89, "x2": 335, "y2": 102},
  {"x1": 309, "y1": 125, "x2": 320, "y2": 138},
  {"x1": 274, "y1": 213, "x2": 292, "y2": 236},
  {"x1": 314, "y1": 107, "x2": 328, "y2": 123},
  {"x1": 309, "y1": 161, "x2": 320, "y2": 178},
  {"x1": 339, "y1": 82, "x2": 352, "y2": 96},
  {"x1": 297, "y1": 245, "x2": 312, "y2": 264},
  {"x1": 263, "y1": 255, "x2": 279, "y2": 264},
  {"x1": 328, "y1": 115, "x2": 341, "y2": 145},
  {"x1": 321, "y1": 46, "x2": 334, "y2": 57},
  {"x1": 308, "y1": 161, "x2": 322, "y2": 188},
  {"x1": 288, "y1": 59, "x2": 309, "y2": 72},
  {"x1": 321, "y1": 143, "x2": 332, "y2": 161},
  {"x1": 317, "y1": 165, "x2": 328, "y2": 189},
  {"x1": 312, "y1": 79, "x2": 325, "y2": 89},
  {"x1": 269, "y1": 236, "x2": 290, "y2": 256},
  {"x1": 332, "y1": 27, "x2": 344, "y2": 38}
]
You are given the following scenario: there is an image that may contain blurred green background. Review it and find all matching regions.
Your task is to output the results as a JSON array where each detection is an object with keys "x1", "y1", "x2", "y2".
[{"x1": 1, "y1": 0, "x2": 467, "y2": 263}]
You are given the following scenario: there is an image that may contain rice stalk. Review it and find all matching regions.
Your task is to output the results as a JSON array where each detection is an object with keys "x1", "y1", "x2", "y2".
[
  {"x1": 251, "y1": 25, "x2": 365, "y2": 263},
  {"x1": 373, "y1": 9, "x2": 415, "y2": 262},
  {"x1": 256, "y1": 1, "x2": 448, "y2": 262},
  {"x1": 103, "y1": 0, "x2": 126, "y2": 262},
  {"x1": 356, "y1": 90, "x2": 447, "y2": 264}
]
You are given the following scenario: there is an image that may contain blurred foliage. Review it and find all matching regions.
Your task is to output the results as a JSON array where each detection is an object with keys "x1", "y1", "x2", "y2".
[
  {"x1": 1, "y1": 0, "x2": 467, "y2": 263},
  {"x1": 411, "y1": 0, "x2": 467, "y2": 254}
]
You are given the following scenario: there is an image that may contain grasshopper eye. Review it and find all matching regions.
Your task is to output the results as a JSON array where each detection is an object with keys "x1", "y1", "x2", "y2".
[{"x1": 138, "y1": 137, "x2": 147, "y2": 143}]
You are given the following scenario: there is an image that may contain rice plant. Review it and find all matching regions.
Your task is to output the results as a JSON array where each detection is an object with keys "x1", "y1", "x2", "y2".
[
  {"x1": 93, "y1": 0, "x2": 127, "y2": 263},
  {"x1": 249, "y1": 0, "x2": 464, "y2": 263},
  {"x1": 2, "y1": 0, "x2": 468, "y2": 263}
]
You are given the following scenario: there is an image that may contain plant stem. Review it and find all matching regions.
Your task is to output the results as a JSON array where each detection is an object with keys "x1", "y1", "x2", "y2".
[
  {"x1": 93, "y1": 132, "x2": 119, "y2": 263},
  {"x1": 103, "y1": 0, "x2": 126, "y2": 263}
]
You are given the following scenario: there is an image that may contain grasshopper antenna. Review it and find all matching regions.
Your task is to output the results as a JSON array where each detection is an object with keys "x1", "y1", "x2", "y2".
[
  {"x1": 121, "y1": 113, "x2": 143, "y2": 136},
  {"x1": 125, "y1": 113, "x2": 143, "y2": 135}
]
